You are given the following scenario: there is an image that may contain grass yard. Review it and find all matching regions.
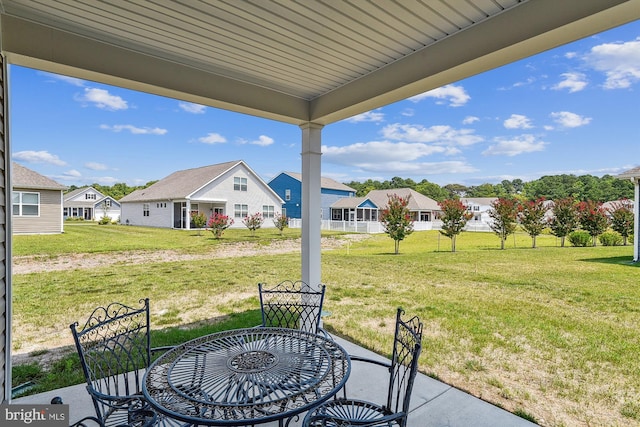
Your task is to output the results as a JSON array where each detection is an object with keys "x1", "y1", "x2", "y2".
[{"x1": 10, "y1": 223, "x2": 640, "y2": 427}]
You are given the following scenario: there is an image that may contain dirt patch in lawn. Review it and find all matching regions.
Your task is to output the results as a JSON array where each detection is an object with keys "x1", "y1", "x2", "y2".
[{"x1": 11, "y1": 234, "x2": 371, "y2": 368}]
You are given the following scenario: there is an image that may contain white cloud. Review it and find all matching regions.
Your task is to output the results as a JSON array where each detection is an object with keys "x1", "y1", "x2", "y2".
[
  {"x1": 550, "y1": 111, "x2": 592, "y2": 128},
  {"x1": 401, "y1": 109, "x2": 414, "y2": 117},
  {"x1": 346, "y1": 110, "x2": 385, "y2": 123},
  {"x1": 64, "y1": 169, "x2": 82, "y2": 178},
  {"x1": 381, "y1": 123, "x2": 483, "y2": 146},
  {"x1": 198, "y1": 133, "x2": 227, "y2": 144},
  {"x1": 585, "y1": 37, "x2": 640, "y2": 89},
  {"x1": 504, "y1": 114, "x2": 533, "y2": 129},
  {"x1": 462, "y1": 116, "x2": 479, "y2": 125},
  {"x1": 323, "y1": 141, "x2": 447, "y2": 165},
  {"x1": 13, "y1": 150, "x2": 67, "y2": 166},
  {"x1": 100, "y1": 124, "x2": 167, "y2": 135},
  {"x1": 322, "y1": 140, "x2": 476, "y2": 174},
  {"x1": 483, "y1": 135, "x2": 547, "y2": 157},
  {"x1": 179, "y1": 102, "x2": 206, "y2": 114},
  {"x1": 249, "y1": 135, "x2": 274, "y2": 146},
  {"x1": 85, "y1": 162, "x2": 108, "y2": 171},
  {"x1": 40, "y1": 71, "x2": 85, "y2": 87},
  {"x1": 408, "y1": 84, "x2": 470, "y2": 107},
  {"x1": 565, "y1": 52, "x2": 578, "y2": 59},
  {"x1": 77, "y1": 88, "x2": 128, "y2": 110},
  {"x1": 552, "y1": 72, "x2": 588, "y2": 93}
]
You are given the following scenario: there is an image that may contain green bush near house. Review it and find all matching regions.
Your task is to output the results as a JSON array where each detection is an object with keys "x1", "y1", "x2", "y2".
[
  {"x1": 599, "y1": 230, "x2": 623, "y2": 246},
  {"x1": 568, "y1": 230, "x2": 591, "y2": 247}
]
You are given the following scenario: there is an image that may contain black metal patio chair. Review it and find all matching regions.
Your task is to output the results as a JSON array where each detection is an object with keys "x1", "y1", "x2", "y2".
[
  {"x1": 302, "y1": 308, "x2": 423, "y2": 427},
  {"x1": 69, "y1": 298, "x2": 179, "y2": 427},
  {"x1": 258, "y1": 280, "x2": 328, "y2": 336}
]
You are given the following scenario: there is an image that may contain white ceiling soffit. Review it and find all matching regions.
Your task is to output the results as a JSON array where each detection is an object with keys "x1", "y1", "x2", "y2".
[{"x1": 1, "y1": 0, "x2": 638, "y2": 125}]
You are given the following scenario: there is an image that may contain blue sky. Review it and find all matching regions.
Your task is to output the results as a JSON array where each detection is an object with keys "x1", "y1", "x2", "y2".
[{"x1": 8, "y1": 20, "x2": 640, "y2": 189}]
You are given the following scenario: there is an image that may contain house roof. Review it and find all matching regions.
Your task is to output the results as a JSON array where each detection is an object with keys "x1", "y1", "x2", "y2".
[
  {"x1": 331, "y1": 197, "x2": 373, "y2": 210},
  {"x1": 461, "y1": 197, "x2": 498, "y2": 206},
  {"x1": 11, "y1": 162, "x2": 66, "y2": 191},
  {"x1": 618, "y1": 166, "x2": 640, "y2": 179},
  {"x1": 64, "y1": 186, "x2": 105, "y2": 201},
  {"x1": 365, "y1": 188, "x2": 440, "y2": 211},
  {"x1": 278, "y1": 172, "x2": 355, "y2": 193},
  {"x1": 1, "y1": 1, "x2": 636, "y2": 126},
  {"x1": 119, "y1": 160, "x2": 279, "y2": 203}
]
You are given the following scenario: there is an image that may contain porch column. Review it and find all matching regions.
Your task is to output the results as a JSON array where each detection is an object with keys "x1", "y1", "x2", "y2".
[
  {"x1": 634, "y1": 179, "x2": 639, "y2": 262},
  {"x1": 1, "y1": 52, "x2": 10, "y2": 403},
  {"x1": 185, "y1": 200, "x2": 191, "y2": 230},
  {"x1": 300, "y1": 122, "x2": 323, "y2": 291}
]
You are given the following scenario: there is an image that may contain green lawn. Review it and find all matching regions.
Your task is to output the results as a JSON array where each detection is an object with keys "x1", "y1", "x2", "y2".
[{"x1": 11, "y1": 223, "x2": 640, "y2": 427}]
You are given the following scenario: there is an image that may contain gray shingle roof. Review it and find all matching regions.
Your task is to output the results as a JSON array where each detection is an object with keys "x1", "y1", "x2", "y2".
[
  {"x1": 11, "y1": 162, "x2": 67, "y2": 190},
  {"x1": 119, "y1": 160, "x2": 243, "y2": 202},
  {"x1": 618, "y1": 166, "x2": 640, "y2": 179},
  {"x1": 365, "y1": 188, "x2": 440, "y2": 211},
  {"x1": 281, "y1": 172, "x2": 356, "y2": 193}
]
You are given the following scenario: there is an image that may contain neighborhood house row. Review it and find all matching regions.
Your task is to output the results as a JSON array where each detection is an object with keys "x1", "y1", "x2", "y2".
[{"x1": 16, "y1": 159, "x2": 629, "y2": 235}]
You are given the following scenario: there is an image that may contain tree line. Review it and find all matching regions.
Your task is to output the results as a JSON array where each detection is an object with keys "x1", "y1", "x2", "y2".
[
  {"x1": 68, "y1": 173, "x2": 633, "y2": 204},
  {"x1": 345, "y1": 173, "x2": 634, "y2": 203}
]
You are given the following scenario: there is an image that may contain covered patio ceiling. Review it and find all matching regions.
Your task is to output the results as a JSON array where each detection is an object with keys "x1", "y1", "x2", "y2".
[{"x1": 2, "y1": 0, "x2": 639, "y2": 126}]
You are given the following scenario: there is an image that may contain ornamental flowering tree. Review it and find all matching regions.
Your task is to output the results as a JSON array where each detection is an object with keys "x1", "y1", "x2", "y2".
[
  {"x1": 273, "y1": 213, "x2": 288, "y2": 236},
  {"x1": 437, "y1": 198, "x2": 473, "y2": 252},
  {"x1": 608, "y1": 199, "x2": 634, "y2": 245},
  {"x1": 208, "y1": 213, "x2": 234, "y2": 239},
  {"x1": 489, "y1": 198, "x2": 519, "y2": 250},
  {"x1": 379, "y1": 194, "x2": 414, "y2": 254},
  {"x1": 518, "y1": 197, "x2": 548, "y2": 248},
  {"x1": 243, "y1": 212, "x2": 264, "y2": 236},
  {"x1": 191, "y1": 211, "x2": 208, "y2": 236},
  {"x1": 548, "y1": 197, "x2": 578, "y2": 247},
  {"x1": 577, "y1": 200, "x2": 609, "y2": 246}
]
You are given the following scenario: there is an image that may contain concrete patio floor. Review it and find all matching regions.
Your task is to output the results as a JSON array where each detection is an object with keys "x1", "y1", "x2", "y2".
[{"x1": 14, "y1": 335, "x2": 538, "y2": 426}]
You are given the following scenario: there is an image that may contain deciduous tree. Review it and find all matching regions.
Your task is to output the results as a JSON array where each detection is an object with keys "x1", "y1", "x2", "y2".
[
  {"x1": 518, "y1": 197, "x2": 548, "y2": 248},
  {"x1": 191, "y1": 211, "x2": 207, "y2": 236},
  {"x1": 243, "y1": 212, "x2": 264, "y2": 236},
  {"x1": 577, "y1": 200, "x2": 609, "y2": 246},
  {"x1": 273, "y1": 214, "x2": 288, "y2": 236},
  {"x1": 548, "y1": 197, "x2": 578, "y2": 247},
  {"x1": 438, "y1": 199, "x2": 473, "y2": 252},
  {"x1": 379, "y1": 194, "x2": 414, "y2": 254},
  {"x1": 608, "y1": 199, "x2": 634, "y2": 245},
  {"x1": 208, "y1": 213, "x2": 234, "y2": 239},
  {"x1": 489, "y1": 198, "x2": 519, "y2": 250}
]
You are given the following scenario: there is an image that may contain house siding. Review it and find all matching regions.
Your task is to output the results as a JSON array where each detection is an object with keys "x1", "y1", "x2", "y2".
[
  {"x1": 94, "y1": 198, "x2": 121, "y2": 222},
  {"x1": 192, "y1": 164, "x2": 282, "y2": 227},
  {"x1": 267, "y1": 173, "x2": 301, "y2": 219},
  {"x1": 268, "y1": 173, "x2": 355, "y2": 220},
  {"x1": 1, "y1": 53, "x2": 7, "y2": 403},
  {"x1": 12, "y1": 188, "x2": 63, "y2": 234},
  {"x1": 120, "y1": 200, "x2": 172, "y2": 228}
]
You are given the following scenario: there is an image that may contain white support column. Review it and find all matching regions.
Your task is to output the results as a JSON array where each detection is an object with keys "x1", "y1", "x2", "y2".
[
  {"x1": 300, "y1": 122, "x2": 323, "y2": 291},
  {"x1": 185, "y1": 200, "x2": 191, "y2": 230},
  {"x1": 634, "y1": 179, "x2": 639, "y2": 262}
]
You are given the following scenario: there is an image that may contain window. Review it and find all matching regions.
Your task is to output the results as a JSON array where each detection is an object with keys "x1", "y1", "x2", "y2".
[
  {"x1": 12, "y1": 191, "x2": 40, "y2": 216},
  {"x1": 234, "y1": 204, "x2": 248, "y2": 218},
  {"x1": 234, "y1": 177, "x2": 247, "y2": 191},
  {"x1": 282, "y1": 208, "x2": 287, "y2": 217},
  {"x1": 104, "y1": 199, "x2": 112, "y2": 208},
  {"x1": 285, "y1": 189, "x2": 291, "y2": 201},
  {"x1": 85, "y1": 193, "x2": 96, "y2": 200},
  {"x1": 473, "y1": 206, "x2": 480, "y2": 211},
  {"x1": 263, "y1": 205, "x2": 275, "y2": 218},
  {"x1": 143, "y1": 203, "x2": 150, "y2": 217}
]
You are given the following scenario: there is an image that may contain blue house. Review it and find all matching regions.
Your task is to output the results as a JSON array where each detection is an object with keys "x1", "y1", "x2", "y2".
[{"x1": 268, "y1": 172, "x2": 356, "y2": 220}]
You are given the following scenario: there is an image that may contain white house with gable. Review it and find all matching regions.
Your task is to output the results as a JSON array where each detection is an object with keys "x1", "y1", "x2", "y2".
[{"x1": 119, "y1": 160, "x2": 284, "y2": 229}]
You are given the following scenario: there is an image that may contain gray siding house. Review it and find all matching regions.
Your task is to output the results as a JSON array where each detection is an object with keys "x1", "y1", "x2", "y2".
[
  {"x1": 64, "y1": 187, "x2": 121, "y2": 222},
  {"x1": 11, "y1": 162, "x2": 66, "y2": 234}
]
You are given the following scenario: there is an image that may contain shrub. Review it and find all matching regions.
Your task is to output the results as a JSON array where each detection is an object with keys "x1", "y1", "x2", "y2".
[
  {"x1": 599, "y1": 231, "x2": 623, "y2": 246},
  {"x1": 97, "y1": 216, "x2": 112, "y2": 225},
  {"x1": 208, "y1": 213, "x2": 234, "y2": 239},
  {"x1": 568, "y1": 231, "x2": 591, "y2": 247}
]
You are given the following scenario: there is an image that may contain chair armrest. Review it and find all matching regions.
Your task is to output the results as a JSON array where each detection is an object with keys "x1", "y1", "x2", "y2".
[
  {"x1": 349, "y1": 355, "x2": 392, "y2": 370},
  {"x1": 151, "y1": 345, "x2": 174, "y2": 356}
]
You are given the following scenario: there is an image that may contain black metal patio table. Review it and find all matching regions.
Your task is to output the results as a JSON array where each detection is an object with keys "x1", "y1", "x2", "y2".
[{"x1": 142, "y1": 327, "x2": 350, "y2": 426}]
